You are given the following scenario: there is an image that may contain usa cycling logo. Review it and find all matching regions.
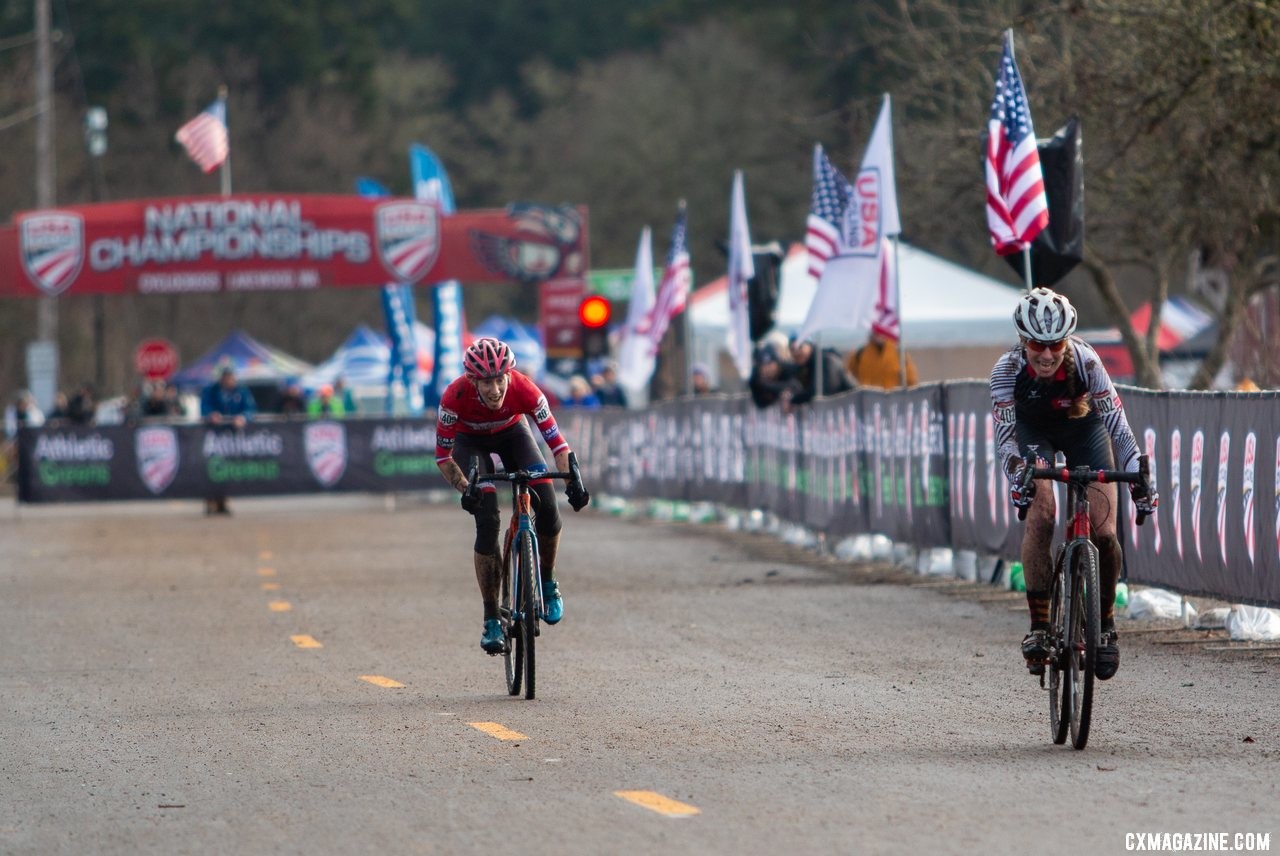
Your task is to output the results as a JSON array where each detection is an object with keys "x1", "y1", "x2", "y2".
[
  {"x1": 842, "y1": 167, "x2": 883, "y2": 256},
  {"x1": 1144, "y1": 428, "x2": 1161, "y2": 554},
  {"x1": 1169, "y1": 429, "x2": 1183, "y2": 559},
  {"x1": 375, "y1": 201, "x2": 440, "y2": 284},
  {"x1": 1190, "y1": 430, "x2": 1204, "y2": 562},
  {"x1": 20, "y1": 212, "x2": 84, "y2": 296},
  {"x1": 304, "y1": 422, "x2": 347, "y2": 488},
  {"x1": 1242, "y1": 432, "x2": 1256, "y2": 567},
  {"x1": 1215, "y1": 432, "x2": 1230, "y2": 567},
  {"x1": 135, "y1": 426, "x2": 178, "y2": 494}
]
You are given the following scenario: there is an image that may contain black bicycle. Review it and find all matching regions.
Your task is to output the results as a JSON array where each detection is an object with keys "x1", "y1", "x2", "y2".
[
  {"x1": 1018, "y1": 454, "x2": 1149, "y2": 749},
  {"x1": 467, "y1": 453, "x2": 586, "y2": 700}
]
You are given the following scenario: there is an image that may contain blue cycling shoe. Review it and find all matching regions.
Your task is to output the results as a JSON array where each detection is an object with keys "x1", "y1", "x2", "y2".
[
  {"x1": 481, "y1": 618, "x2": 508, "y2": 654},
  {"x1": 541, "y1": 580, "x2": 563, "y2": 625}
]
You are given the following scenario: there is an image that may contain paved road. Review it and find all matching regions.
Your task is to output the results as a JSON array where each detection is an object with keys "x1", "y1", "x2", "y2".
[{"x1": 0, "y1": 495, "x2": 1275, "y2": 855}]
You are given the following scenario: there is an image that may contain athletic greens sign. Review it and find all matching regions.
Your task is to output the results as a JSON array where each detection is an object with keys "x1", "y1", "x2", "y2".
[{"x1": 16, "y1": 418, "x2": 442, "y2": 502}]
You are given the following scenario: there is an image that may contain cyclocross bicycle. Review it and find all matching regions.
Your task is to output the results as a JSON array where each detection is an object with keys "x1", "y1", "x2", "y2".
[
  {"x1": 1017, "y1": 453, "x2": 1150, "y2": 749},
  {"x1": 467, "y1": 453, "x2": 585, "y2": 700}
]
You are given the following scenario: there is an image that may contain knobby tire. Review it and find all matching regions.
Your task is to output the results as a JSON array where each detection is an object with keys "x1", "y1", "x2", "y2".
[
  {"x1": 501, "y1": 529, "x2": 521, "y2": 696},
  {"x1": 1048, "y1": 547, "x2": 1070, "y2": 745},
  {"x1": 1070, "y1": 542, "x2": 1101, "y2": 749},
  {"x1": 517, "y1": 530, "x2": 537, "y2": 700}
]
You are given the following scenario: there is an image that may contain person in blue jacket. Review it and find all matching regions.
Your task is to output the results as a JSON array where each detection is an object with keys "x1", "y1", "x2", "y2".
[{"x1": 200, "y1": 362, "x2": 256, "y2": 514}]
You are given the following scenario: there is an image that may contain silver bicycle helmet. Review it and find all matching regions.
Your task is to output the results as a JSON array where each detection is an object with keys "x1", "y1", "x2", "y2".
[{"x1": 1013, "y1": 287, "x2": 1078, "y2": 341}]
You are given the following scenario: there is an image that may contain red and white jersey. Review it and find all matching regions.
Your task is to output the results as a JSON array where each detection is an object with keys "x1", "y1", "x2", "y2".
[{"x1": 434, "y1": 370, "x2": 569, "y2": 463}]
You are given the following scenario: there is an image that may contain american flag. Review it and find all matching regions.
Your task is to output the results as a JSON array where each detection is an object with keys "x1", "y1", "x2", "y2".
[
  {"x1": 175, "y1": 97, "x2": 229, "y2": 174},
  {"x1": 641, "y1": 202, "x2": 691, "y2": 352},
  {"x1": 805, "y1": 144, "x2": 853, "y2": 281},
  {"x1": 985, "y1": 33, "x2": 1049, "y2": 255}
]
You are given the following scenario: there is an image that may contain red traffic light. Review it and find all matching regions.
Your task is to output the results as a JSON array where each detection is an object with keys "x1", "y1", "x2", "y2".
[{"x1": 578, "y1": 295, "x2": 612, "y2": 329}]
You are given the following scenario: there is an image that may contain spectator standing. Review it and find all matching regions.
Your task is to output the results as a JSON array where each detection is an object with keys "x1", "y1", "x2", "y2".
[
  {"x1": 4, "y1": 390, "x2": 45, "y2": 438},
  {"x1": 846, "y1": 322, "x2": 919, "y2": 390},
  {"x1": 307, "y1": 384, "x2": 347, "y2": 418},
  {"x1": 334, "y1": 377, "x2": 358, "y2": 414},
  {"x1": 66, "y1": 383, "x2": 97, "y2": 425},
  {"x1": 690, "y1": 363, "x2": 717, "y2": 396},
  {"x1": 200, "y1": 363, "x2": 256, "y2": 515},
  {"x1": 278, "y1": 382, "x2": 306, "y2": 418},
  {"x1": 46, "y1": 392, "x2": 70, "y2": 422},
  {"x1": 591, "y1": 363, "x2": 628, "y2": 407},
  {"x1": 563, "y1": 375, "x2": 602, "y2": 409},
  {"x1": 140, "y1": 380, "x2": 184, "y2": 419},
  {"x1": 748, "y1": 342, "x2": 796, "y2": 410},
  {"x1": 782, "y1": 337, "x2": 854, "y2": 410}
]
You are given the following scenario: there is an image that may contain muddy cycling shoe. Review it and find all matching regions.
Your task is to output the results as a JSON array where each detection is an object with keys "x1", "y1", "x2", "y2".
[
  {"x1": 481, "y1": 618, "x2": 508, "y2": 655},
  {"x1": 1021, "y1": 627, "x2": 1053, "y2": 675},
  {"x1": 1096, "y1": 627, "x2": 1120, "y2": 680},
  {"x1": 541, "y1": 580, "x2": 563, "y2": 625}
]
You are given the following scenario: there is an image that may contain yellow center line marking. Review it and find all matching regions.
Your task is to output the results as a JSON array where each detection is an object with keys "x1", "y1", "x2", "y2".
[
  {"x1": 268, "y1": 600, "x2": 292, "y2": 612},
  {"x1": 259, "y1": 550, "x2": 274, "y2": 560},
  {"x1": 468, "y1": 722, "x2": 527, "y2": 741},
  {"x1": 359, "y1": 675, "x2": 405, "y2": 689},
  {"x1": 290, "y1": 634, "x2": 323, "y2": 649},
  {"x1": 260, "y1": 582, "x2": 281, "y2": 591},
  {"x1": 258, "y1": 567, "x2": 277, "y2": 577},
  {"x1": 614, "y1": 791, "x2": 701, "y2": 818}
]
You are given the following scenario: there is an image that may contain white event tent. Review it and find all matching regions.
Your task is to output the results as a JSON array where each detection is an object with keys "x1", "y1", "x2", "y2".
[{"x1": 688, "y1": 242, "x2": 1025, "y2": 384}]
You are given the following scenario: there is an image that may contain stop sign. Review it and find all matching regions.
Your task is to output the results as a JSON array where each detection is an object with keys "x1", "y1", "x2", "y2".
[{"x1": 134, "y1": 338, "x2": 179, "y2": 380}]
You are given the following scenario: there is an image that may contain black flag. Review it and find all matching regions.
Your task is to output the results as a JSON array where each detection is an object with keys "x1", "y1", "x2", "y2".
[{"x1": 1003, "y1": 116, "x2": 1084, "y2": 286}]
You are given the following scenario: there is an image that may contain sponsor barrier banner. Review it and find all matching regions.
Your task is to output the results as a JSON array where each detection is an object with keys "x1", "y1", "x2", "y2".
[
  {"x1": 16, "y1": 385, "x2": 1279, "y2": 607},
  {"x1": 944, "y1": 382, "x2": 1023, "y2": 558},
  {"x1": 18, "y1": 419, "x2": 441, "y2": 501},
  {"x1": 0, "y1": 195, "x2": 588, "y2": 296},
  {"x1": 1120, "y1": 388, "x2": 1280, "y2": 608}
]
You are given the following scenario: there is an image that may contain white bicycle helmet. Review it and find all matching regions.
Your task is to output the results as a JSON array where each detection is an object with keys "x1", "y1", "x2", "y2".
[{"x1": 1013, "y1": 287, "x2": 1078, "y2": 342}]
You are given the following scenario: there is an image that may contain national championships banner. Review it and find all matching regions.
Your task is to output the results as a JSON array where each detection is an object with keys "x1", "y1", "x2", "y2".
[{"x1": 0, "y1": 196, "x2": 588, "y2": 297}]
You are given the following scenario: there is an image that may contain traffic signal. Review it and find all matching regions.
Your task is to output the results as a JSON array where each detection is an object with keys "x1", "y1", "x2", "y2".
[{"x1": 579, "y1": 295, "x2": 612, "y2": 359}]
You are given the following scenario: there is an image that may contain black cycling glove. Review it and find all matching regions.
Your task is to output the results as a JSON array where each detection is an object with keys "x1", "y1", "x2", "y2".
[
  {"x1": 460, "y1": 485, "x2": 482, "y2": 515},
  {"x1": 566, "y1": 480, "x2": 590, "y2": 512}
]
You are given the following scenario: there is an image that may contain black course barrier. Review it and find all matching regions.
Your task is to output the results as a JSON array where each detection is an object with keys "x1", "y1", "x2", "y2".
[{"x1": 18, "y1": 384, "x2": 1280, "y2": 608}]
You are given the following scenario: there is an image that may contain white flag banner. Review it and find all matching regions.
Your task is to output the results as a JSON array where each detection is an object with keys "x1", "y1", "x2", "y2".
[
  {"x1": 726, "y1": 170, "x2": 755, "y2": 379},
  {"x1": 798, "y1": 94, "x2": 901, "y2": 344},
  {"x1": 616, "y1": 226, "x2": 657, "y2": 390}
]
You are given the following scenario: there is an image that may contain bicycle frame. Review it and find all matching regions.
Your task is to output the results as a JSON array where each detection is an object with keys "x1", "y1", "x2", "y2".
[{"x1": 502, "y1": 482, "x2": 543, "y2": 624}]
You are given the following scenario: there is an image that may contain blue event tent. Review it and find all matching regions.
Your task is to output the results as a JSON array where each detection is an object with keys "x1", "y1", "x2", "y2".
[
  {"x1": 301, "y1": 323, "x2": 438, "y2": 393},
  {"x1": 472, "y1": 315, "x2": 545, "y2": 380},
  {"x1": 169, "y1": 329, "x2": 314, "y2": 390}
]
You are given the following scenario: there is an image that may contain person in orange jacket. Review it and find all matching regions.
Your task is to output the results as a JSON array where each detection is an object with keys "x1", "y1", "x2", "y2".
[{"x1": 845, "y1": 320, "x2": 918, "y2": 389}]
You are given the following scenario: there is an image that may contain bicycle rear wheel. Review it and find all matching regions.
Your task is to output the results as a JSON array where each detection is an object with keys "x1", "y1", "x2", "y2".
[
  {"x1": 1048, "y1": 547, "x2": 1070, "y2": 745},
  {"x1": 1069, "y1": 542, "x2": 1101, "y2": 749},
  {"x1": 501, "y1": 529, "x2": 522, "y2": 696},
  {"x1": 516, "y1": 530, "x2": 538, "y2": 700}
]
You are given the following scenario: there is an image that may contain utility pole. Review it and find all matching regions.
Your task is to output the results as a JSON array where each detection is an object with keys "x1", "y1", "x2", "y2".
[{"x1": 29, "y1": 0, "x2": 59, "y2": 410}]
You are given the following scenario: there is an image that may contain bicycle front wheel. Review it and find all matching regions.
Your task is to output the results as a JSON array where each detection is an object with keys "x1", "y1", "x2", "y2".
[
  {"x1": 1048, "y1": 547, "x2": 1070, "y2": 745},
  {"x1": 501, "y1": 528, "x2": 522, "y2": 697},
  {"x1": 516, "y1": 530, "x2": 538, "y2": 700},
  {"x1": 1069, "y1": 542, "x2": 1101, "y2": 750}
]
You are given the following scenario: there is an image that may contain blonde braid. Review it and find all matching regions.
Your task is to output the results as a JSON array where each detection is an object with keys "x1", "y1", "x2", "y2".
[{"x1": 1064, "y1": 342, "x2": 1090, "y2": 419}]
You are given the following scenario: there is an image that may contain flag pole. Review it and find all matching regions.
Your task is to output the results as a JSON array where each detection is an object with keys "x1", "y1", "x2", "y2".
[
  {"x1": 1004, "y1": 34, "x2": 1033, "y2": 292},
  {"x1": 894, "y1": 235, "x2": 907, "y2": 387},
  {"x1": 218, "y1": 84, "x2": 231, "y2": 197}
]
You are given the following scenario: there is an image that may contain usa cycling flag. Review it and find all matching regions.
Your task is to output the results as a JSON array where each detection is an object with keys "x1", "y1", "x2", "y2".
[
  {"x1": 985, "y1": 30, "x2": 1049, "y2": 255},
  {"x1": 798, "y1": 94, "x2": 900, "y2": 345}
]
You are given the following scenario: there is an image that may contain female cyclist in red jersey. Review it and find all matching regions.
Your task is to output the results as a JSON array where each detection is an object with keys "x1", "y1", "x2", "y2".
[{"x1": 435, "y1": 338, "x2": 590, "y2": 654}]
